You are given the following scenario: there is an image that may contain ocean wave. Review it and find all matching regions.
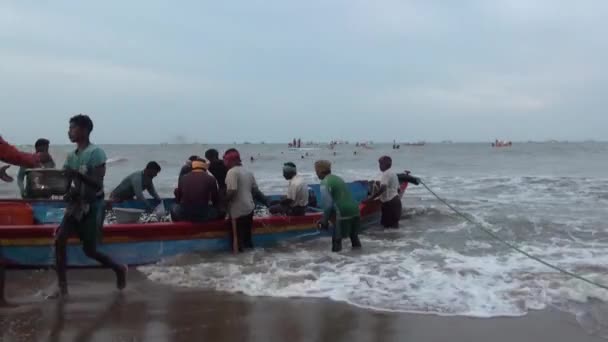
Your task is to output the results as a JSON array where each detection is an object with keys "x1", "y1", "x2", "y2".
[{"x1": 139, "y1": 237, "x2": 608, "y2": 318}]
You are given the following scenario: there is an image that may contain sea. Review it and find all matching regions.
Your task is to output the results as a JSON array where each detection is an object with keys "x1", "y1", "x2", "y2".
[{"x1": 2, "y1": 142, "x2": 608, "y2": 325}]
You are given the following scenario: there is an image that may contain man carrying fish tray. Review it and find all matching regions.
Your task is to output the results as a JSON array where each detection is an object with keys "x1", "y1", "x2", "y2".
[
  {"x1": 54, "y1": 114, "x2": 127, "y2": 298},
  {"x1": 0, "y1": 135, "x2": 51, "y2": 306}
]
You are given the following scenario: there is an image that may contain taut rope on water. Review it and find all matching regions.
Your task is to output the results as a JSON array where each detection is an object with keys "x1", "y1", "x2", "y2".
[{"x1": 419, "y1": 179, "x2": 608, "y2": 292}]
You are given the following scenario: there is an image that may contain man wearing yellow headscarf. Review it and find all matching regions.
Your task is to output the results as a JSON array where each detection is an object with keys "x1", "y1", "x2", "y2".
[{"x1": 172, "y1": 159, "x2": 219, "y2": 222}]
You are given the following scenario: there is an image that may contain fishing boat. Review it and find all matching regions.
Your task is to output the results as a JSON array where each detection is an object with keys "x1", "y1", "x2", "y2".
[
  {"x1": 0, "y1": 176, "x2": 418, "y2": 268},
  {"x1": 492, "y1": 139, "x2": 512, "y2": 148}
]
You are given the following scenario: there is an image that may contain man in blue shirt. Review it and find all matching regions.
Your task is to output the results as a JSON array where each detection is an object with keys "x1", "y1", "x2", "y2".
[{"x1": 110, "y1": 161, "x2": 162, "y2": 211}]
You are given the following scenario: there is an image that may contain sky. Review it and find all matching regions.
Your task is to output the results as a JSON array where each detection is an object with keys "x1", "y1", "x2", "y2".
[{"x1": 1, "y1": 1, "x2": 607, "y2": 144}]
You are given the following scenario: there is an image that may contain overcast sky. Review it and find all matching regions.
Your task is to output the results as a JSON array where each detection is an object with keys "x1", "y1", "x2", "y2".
[{"x1": 1, "y1": 1, "x2": 607, "y2": 144}]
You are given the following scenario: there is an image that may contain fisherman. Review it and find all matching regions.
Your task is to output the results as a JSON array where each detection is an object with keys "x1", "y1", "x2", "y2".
[
  {"x1": 179, "y1": 155, "x2": 202, "y2": 180},
  {"x1": 269, "y1": 162, "x2": 309, "y2": 216},
  {"x1": 205, "y1": 149, "x2": 227, "y2": 190},
  {"x1": 172, "y1": 160, "x2": 219, "y2": 222},
  {"x1": 109, "y1": 161, "x2": 162, "y2": 211},
  {"x1": 368, "y1": 156, "x2": 402, "y2": 228},
  {"x1": 17, "y1": 138, "x2": 56, "y2": 198},
  {"x1": 55, "y1": 114, "x2": 126, "y2": 297},
  {"x1": 314, "y1": 160, "x2": 362, "y2": 252},
  {"x1": 0, "y1": 135, "x2": 50, "y2": 306},
  {"x1": 224, "y1": 149, "x2": 267, "y2": 252}
]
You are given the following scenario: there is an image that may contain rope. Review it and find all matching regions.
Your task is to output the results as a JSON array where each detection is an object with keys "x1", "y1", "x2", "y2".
[{"x1": 419, "y1": 180, "x2": 608, "y2": 291}]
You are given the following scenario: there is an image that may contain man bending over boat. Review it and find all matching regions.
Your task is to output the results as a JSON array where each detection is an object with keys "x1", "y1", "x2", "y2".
[
  {"x1": 0, "y1": 135, "x2": 50, "y2": 306},
  {"x1": 224, "y1": 149, "x2": 268, "y2": 253},
  {"x1": 314, "y1": 160, "x2": 362, "y2": 252},
  {"x1": 269, "y1": 162, "x2": 309, "y2": 216},
  {"x1": 17, "y1": 138, "x2": 56, "y2": 198},
  {"x1": 172, "y1": 160, "x2": 219, "y2": 222},
  {"x1": 368, "y1": 156, "x2": 402, "y2": 228},
  {"x1": 109, "y1": 161, "x2": 162, "y2": 211},
  {"x1": 54, "y1": 114, "x2": 126, "y2": 298}
]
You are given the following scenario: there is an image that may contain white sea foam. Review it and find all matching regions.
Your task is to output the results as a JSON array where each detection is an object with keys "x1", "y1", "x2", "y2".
[
  {"x1": 139, "y1": 237, "x2": 608, "y2": 318},
  {"x1": 138, "y1": 168, "x2": 608, "y2": 318}
]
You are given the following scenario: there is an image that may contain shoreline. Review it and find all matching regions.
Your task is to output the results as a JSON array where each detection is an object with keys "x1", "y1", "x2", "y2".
[{"x1": 0, "y1": 269, "x2": 604, "y2": 342}]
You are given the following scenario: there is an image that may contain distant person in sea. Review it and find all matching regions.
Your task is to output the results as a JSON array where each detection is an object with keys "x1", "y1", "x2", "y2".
[
  {"x1": 172, "y1": 160, "x2": 219, "y2": 222},
  {"x1": 17, "y1": 138, "x2": 56, "y2": 198},
  {"x1": 368, "y1": 156, "x2": 402, "y2": 228},
  {"x1": 314, "y1": 160, "x2": 362, "y2": 252},
  {"x1": 109, "y1": 161, "x2": 162, "y2": 211},
  {"x1": 224, "y1": 149, "x2": 268, "y2": 253},
  {"x1": 205, "y1": 149, "x2": 227, "y2": 190},
  {"x1": 0, "y1": 135, "x2": 51, "y2": 306},
  {"x1": 55, "y1": 114, "x2": 126, "y2": 298},
  {"x1": 269, "y1": 162, "x2": 308, "y2": 216},
  {"x1": 179, "y1": 155, "x2": 202, "y2": 180}
]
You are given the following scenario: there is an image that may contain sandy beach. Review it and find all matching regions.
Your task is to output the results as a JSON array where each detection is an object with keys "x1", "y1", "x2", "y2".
[{"x1": 0, "y1": 269, "x2": 604, "y2": 342}]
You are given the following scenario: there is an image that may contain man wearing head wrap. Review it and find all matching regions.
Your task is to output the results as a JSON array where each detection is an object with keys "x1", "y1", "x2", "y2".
[
  {"x1": 269, "y1": 162, "x2": 309, "y2": 216},
  {"x1": 179, "y1": 155, "x2": 203, "y2": 180},
  {"x1": 171, "y1": 159, "x2": 219, "y2": 222},
  {"x1": 224, "y1": 149, "x2": 268, "y2": 252},
  {"x1": 314, "y1": 160, "x2": 362, "y2": 252},
  {"x1": 0, "y1": 135, "x2": 50, "y2": 306},
  {"x1": 369, "y1": 156, "x2": 402, "y2": 228}
]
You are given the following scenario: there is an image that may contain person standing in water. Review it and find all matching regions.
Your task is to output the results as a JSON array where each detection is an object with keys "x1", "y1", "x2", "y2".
[
  {"x1": 224, "y1": 149, "x2": 267, "y2": 252},
  {"x1": 368, "y1": 156, "x2": 402, "y2": 228},
  {"x1": 17, "y1": 138, "x2": 56, "y2": 198},
  {"x1": 55, "y1": 114, "x2": 126, "y2": 297},
  {"x1": 314, "y1": 160, "x2": 362, "y2": 252},
  {"x1": 0, "y1": 136, "x2": 50, "y2": 306}
]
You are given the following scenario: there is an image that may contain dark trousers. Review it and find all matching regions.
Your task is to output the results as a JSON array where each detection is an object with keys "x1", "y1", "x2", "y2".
[
  {"x1": 231, "y1": 212, "x2": 254, "y2": 252},
  {"x1": 55, "y1": 215, "x2": 122, "y2": 289},
  {"x1": 381, "y1": 196, "x2": 402, "y2": 228},
  {"x1": 331, "y1": 217, "x2": 362, "y2": 252}
]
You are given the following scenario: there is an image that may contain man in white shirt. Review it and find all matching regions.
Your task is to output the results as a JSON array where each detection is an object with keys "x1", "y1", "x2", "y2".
[
  {"x1": 369, "y1": 156, "x2": 402, "y2": 228},
  {"x1": 269, "y1": 162, "x2": 309, "y2": 216},
  {"x1": 224, "y1": 149, "x2": 267, "y2": 253}
]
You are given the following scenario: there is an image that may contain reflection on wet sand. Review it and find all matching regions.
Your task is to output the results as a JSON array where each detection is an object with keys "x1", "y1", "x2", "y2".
[{"x1": 0, "y1": 269, "x2": 605, "y2": 342}]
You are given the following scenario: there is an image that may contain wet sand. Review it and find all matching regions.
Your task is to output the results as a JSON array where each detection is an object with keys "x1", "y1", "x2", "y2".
[{"x1": 0, "y1": 269, "x2": 605, "y2": 342}]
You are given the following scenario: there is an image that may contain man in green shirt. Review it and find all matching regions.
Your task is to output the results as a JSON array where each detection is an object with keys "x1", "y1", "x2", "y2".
[
  {"x1": 109, "y1": 161, "x2": 162, "y2": 211},
  {"x1": 54, "y1": 114, "x2": 126, "y2": 298},
  {"x1": 17, "y1": 138, "x2": 56, "y2": 198},
  {"x1": 314, "y1": 160, "x2": 362, "y2": 252}
]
